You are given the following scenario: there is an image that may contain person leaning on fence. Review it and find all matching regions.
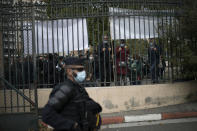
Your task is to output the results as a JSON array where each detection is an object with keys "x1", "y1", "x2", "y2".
[
  {"x1": 129, "y1": 54, "x2": 142, "y2": 85},
  {"x1": 115, "y1": 39, "x2": 130, "y2": 86},
  {"x1": 42, "y1": 57, "x2": 102, "y2": 131},
  {"x1": 148, "y1": 39, "x2": 160, "y2": 83},
  {"x1": 98, "y1": 35, "x2": 112, "y2": 86}
]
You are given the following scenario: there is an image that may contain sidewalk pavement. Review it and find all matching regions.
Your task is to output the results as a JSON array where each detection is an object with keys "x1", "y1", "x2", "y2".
[
  {"x1": 40, "y1": 102, "x2": 197, "y2": 129},
  {"x1": 101, "y1": 102, "x2": 197, "y2": 125}
]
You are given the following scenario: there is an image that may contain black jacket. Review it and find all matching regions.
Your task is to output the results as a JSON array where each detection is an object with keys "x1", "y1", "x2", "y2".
[{"x1": 42, "y1": 79, "x2": 102, "y2": 131}]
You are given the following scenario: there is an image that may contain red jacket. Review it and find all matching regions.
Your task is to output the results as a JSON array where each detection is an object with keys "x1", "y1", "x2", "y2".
[{"x1": 115, "y1": 46, "x2": 129, "y2": 75}]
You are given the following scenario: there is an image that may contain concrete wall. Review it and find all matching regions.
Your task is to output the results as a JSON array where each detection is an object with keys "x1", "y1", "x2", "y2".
[
  {"x1": 37, "y1": 81, "x2": 197, "y2": 113},
  {"x1": 1, "y1": 81, "x2": 197, "y2": 113}
]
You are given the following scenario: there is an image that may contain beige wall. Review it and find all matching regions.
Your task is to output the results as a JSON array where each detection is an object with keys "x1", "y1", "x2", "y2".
[
  {"x1": 1, "y1": 81, "x2": 197, "y2": 113},
  {"x1": 37, "y1": 81, "x2": 197, "y2": 113}
]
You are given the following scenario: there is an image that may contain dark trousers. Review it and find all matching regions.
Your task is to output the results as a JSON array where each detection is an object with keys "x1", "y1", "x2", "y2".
[
  {"x1": 151, "y1": 64, "x2": 159, "y2": 83},
  {"x1": 100, "y1": 63, "x2": 111, "y2": 86}
]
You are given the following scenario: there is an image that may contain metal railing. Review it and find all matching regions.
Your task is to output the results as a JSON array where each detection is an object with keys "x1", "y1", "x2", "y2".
[{"x1": 0, "y1": 0, "x2": 196, "y2": 110}]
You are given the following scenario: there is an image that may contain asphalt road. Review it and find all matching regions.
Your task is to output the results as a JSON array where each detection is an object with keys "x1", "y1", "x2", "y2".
[{"x1": 101, "y1": 118, "x2": 197, "y2": 131}]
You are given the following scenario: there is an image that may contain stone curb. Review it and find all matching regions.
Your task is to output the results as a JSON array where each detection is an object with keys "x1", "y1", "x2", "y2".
[
  {"x1": 102, "y1": 112, "x2": 197, "y2": 125},
  {"x1": 40, "y1": 112, "x2": 197, "y2": 129}
]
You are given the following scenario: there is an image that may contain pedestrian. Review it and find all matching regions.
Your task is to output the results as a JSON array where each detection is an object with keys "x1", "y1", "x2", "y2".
[
  {"x1": 98, "y1": 35, "x2": 112, "y2": 86},
  {"x1": 148, "y1": 39, "x2": 160, "y2": 83},
  {"x1": 129, "y1": 54, "x2": 142, "y2": 85},
  {"x1": 42, "y1": 57, "x2": 102, "y2": 131},
  {"x1": 115, "y1": 39, "x2": 130, "y2": 85}
]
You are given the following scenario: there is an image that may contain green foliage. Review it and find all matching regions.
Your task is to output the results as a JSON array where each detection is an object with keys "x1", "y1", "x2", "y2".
[
  {"x1": 157, "y1": 0, "x2": 197, "y2": 80},
  {"x1": 179, "y1": 0, "x2": 197, "y2": 79}
]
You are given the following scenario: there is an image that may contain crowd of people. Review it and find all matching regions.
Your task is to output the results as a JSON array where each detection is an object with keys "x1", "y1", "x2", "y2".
[
  {"x1": 90, "y1": 35, "x2": 166, "y2": 86},
  {"x1": 4, "y1": 36, "x2": 166, "y2": 88}
]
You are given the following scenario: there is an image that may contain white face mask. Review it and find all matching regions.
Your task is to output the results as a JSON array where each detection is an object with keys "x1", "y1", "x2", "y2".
[
  {"x1": 103, "y1": 40, "x2": 108, "y2": 44},
  {"x1": 120, "y1": 43, "x2": 125, "y2": 47},
  {"x1": 89, "y1": 56, "x2": 94, "y2": 60},
  {"x1": 74, "y1": 70, "x2": 86, "y2": 82}
]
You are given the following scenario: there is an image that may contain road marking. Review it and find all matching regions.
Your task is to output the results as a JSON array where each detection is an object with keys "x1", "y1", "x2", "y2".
[
  {"x1": 101, "y1": 118, "x2": 197, "y2": 129},
  {"x1": 125, "y1": 114, "x2": 162, "y2": 122}
]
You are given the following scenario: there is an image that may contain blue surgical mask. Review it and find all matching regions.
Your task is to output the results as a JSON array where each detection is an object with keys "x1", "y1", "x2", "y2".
[
  {"x1": 150, "y1": 42, "x2": 153, "y2": 46},
  {"x1": 74, "y1": 70, "x2": 86, "y2": 82}
]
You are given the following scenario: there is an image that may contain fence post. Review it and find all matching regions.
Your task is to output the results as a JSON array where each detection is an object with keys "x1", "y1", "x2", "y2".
[
  {"x1": 31, "y1": 3, "x2": 39, "y2": 130},
  {"x1": 0, "y1": 30, "x2": 4, "y2": 89}
]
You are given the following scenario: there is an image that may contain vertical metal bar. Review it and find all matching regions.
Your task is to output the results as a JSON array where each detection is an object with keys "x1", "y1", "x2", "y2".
[
  {"x1": 169, "y1": 8, "x2": 174, "y2": 82},
  {"x1": 26, "y1": 16, "x2": 31, "y2": 109},
  {"x1": 36, "y1": 15, "x2": 40, "y2": 89},
  {"x1": 1, "y1": 13, "x2": 7, "y2": 112},
  {"x1": 102, "y1": 5, "x2": 106, "y2": 86},
  {"x1": 56, "y1": 10, "x2": 60, "y2": 84},
  {"x1": 156, "y1": 1, "x2": 160, "y2": 83},
  {"x1": 11, "y1": 11, "x2": 15, "y2": 112},
  {"x1": 50, "y1": 1, "x2": 54, "y2": 85},
  {"x1": 138, "y1": 4, "x2": 142, "y2": 85},
  {"x1": 161, "y1": 1, "x2": 166, "y2": 82},
  {"x1": 118, "y1": 7, "x2": 122, "y2": 86},
  {"x1": 97, "y1": 16, "x2": 101, "y2": 86},
  {"x1": 143, "y1": 2, "x2": 148, "y2": 85},
  {"x1": 147, "y1": 1, "x2": 151, "y2": 84},
  {"x1": 77, "y1": 14, "x2": 80, "y2": 55},
  {"x1": 133, "y1": 3, "x2": 137, "y2": 85},
  {"x1": 31, "y1": 2, "x2": 38, "y2": 130},
  {"x1": 20, "y1": 3, "x2": 26, "y2": 112},
  {"x1": 128, "y1": 0, "x2": 133, "y2": 86},
  {"x1": 123, "y1": 0, "x2": 127, "y2": 85},
  {"x1": 15, "y1": 4, "x2": 20, "y2": 111},
  {"x1": 107, "y1": 3, "x2": 112, "y2": 86},
  {"x1": 112, "y1": 3, "x2": 117, "y2": 86},
  {"x1": 67, "y1": 19, "x2": 69, "y2": 56},
  {"x1": 61, "y1": 1, "x2": 65, "y2": 82},
  {"x1": 41, "y1": 14, "x2": 45, "y2": 87},
  {"x1": 82, "y1": 1, "x2": 85, "y2": 55},
  {"x1": 71, "y1": 6, "x2": 74, "y2": 56},
  {"x1": 152, "y1": 7, "x2": 157, "y2": 84},
  {"x1": 92, "y1": 17, "x2": 96, "y2": 84},
  {"x1": 166, "y1": 1, "x2": 170, "y2": 82},
  {"x1": 46, "y1": 19, "x2": 50, "y2": 87}
]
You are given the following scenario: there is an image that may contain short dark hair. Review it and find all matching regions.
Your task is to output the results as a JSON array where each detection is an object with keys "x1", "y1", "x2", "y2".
[
  {"x1": 120, "y1": 39, "x2": 126, "y2": 43},
  {"x1": 63, "y1": 57, "x2": 86, "y2": 66}
]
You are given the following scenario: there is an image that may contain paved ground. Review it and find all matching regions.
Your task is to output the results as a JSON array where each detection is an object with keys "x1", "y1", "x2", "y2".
[{"x1": 101, "y1": 118, "x2": 197, "y2": 131}]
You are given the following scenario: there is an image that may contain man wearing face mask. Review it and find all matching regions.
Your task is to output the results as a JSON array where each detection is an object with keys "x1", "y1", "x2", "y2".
[
  {"x1": 42, "y1": 57, "x2": 102, "y2": 131},
  {"x1": 98, "y1": 35, "x2": 112, "y2": 86}
]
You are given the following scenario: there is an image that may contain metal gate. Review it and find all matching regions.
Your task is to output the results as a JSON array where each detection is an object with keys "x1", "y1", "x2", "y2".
[
  {"x1": 1, "y1": 0, "x2": 196, "y2": 130},
  {"x1": 0, "y1": 0, "x2": 38, "y2": 131}
]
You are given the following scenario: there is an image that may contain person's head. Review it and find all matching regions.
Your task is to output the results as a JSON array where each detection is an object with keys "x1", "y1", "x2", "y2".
[
  {"x1": 120, "y1": 39, "x2": 126, "y2": 47},
  {"x1": 62, "y1": 57, "x2": 86, "y2": 83},
  {"x1": 103, "y1": 35, "x2": 108, "y2": 44}
]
